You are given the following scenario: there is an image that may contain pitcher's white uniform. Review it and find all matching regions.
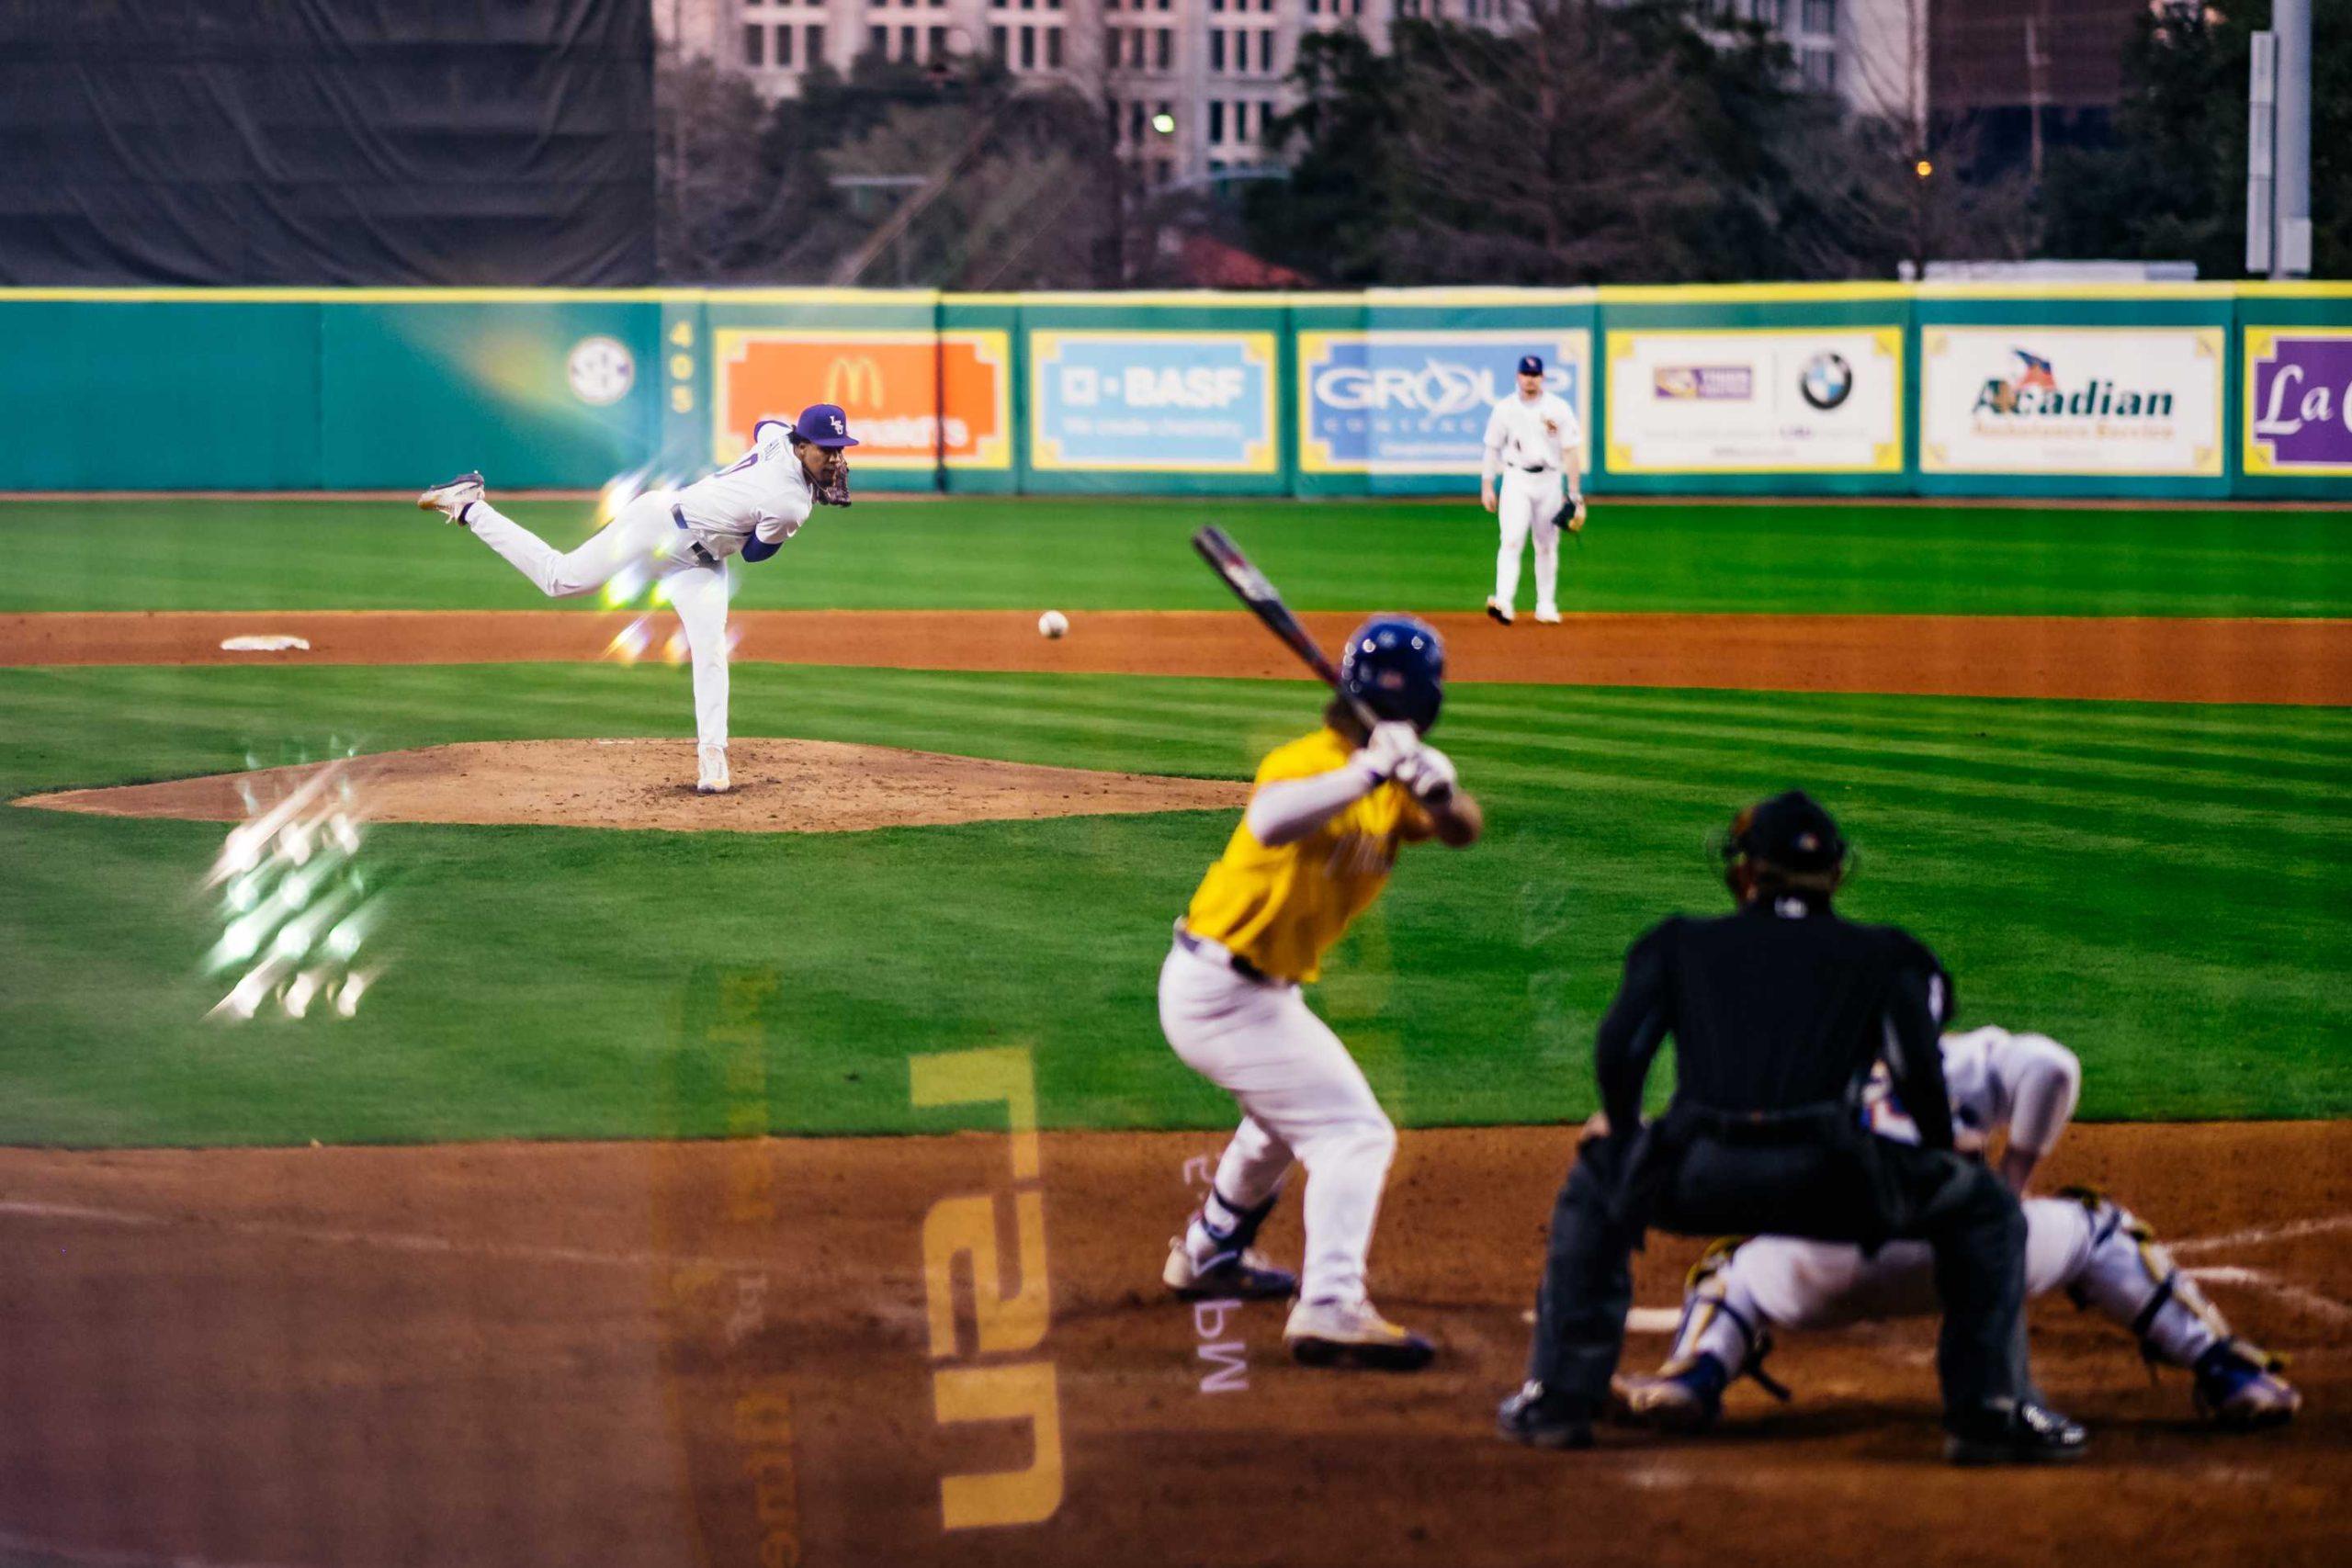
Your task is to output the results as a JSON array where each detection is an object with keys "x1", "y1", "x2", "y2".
[
  {"x1": 458, "y1": 417, "x2": 814, "y2": 758},
  {"x1": 1481, "y1": 389, "x2": 1582, "y2": 621},
  {"x1": 1661, "y1": 1028, "x2": 2236, "y2": 1379}
]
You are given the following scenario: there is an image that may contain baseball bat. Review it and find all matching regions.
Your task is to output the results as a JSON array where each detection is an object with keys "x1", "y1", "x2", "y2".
[{"x1": 1191, "y1": 525, "x2": 1381, "y2": 731}]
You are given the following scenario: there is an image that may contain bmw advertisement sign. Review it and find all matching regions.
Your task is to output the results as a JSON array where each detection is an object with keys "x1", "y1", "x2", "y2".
[
  {"x1": 1603, "y1": 327, "x2": 1904, "y2": 475},
  {"x1": 1299, "y1": 330, "x2": 1591, "y2": 476}
]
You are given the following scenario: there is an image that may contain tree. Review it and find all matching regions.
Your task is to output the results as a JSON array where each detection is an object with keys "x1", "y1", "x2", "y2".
[
  {"x1": 2042, "y1": 0, "x2": 2351, "y2": 276},
  {"x1": 1242, "y1": 0, "x2": 2015, "y2": 285}
]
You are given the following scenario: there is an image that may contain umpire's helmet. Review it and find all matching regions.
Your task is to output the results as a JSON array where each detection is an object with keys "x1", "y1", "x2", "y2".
[
  {"x1": 1340, "y1": 615, "x2": 1445, "y2": 733},
  {"x1": 1722, "y1": 789, "x2": 1849, "y2": 900}
]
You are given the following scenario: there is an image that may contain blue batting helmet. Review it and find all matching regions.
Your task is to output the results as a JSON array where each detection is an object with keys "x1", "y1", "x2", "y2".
[{"x1": 1340, "y1": 615, "x2": 1445, "y2": 733}]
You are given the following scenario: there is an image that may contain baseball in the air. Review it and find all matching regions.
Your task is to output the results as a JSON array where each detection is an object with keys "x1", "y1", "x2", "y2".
[{"x1": 1037, "y1": 610, "x2": 1069, "y2": 639}]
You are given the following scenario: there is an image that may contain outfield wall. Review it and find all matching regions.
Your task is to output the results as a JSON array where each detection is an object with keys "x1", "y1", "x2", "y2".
[{"x1": 0, "y1": 284, "x2": 2345, "y2": 499}]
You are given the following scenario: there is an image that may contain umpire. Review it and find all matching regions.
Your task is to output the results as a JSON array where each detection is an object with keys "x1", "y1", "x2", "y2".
[{"x1": 1498, "y1": 790, "x2": 2086, "y2": 1464}]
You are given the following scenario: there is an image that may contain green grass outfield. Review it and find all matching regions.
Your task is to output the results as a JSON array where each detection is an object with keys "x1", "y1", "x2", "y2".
[
  {"x1": 1, "y1": 660, "x2": 2344, "y2": 1146},
  {"x1": 2, "y1": 495, "x2": 2345, "y2": 1148},
  {"x1": 3, "y1": 494, "x2": 2348, "y2": 616}
]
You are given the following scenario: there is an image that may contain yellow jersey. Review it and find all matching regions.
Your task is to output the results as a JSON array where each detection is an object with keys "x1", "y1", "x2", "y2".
[{"x1": 1182, "y1": 727, "x2": 1425, "y2": 984}]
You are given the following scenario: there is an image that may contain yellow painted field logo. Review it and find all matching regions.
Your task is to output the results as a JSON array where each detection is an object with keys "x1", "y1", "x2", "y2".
[{"x1": 909, "y1": 1046, "x2": 1062, "y2": 1531}]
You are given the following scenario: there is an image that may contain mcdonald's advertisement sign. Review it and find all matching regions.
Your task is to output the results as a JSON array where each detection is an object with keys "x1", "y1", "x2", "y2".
[{"x1": 713, "y1": 330, "x2": 1012, "y2": 471}]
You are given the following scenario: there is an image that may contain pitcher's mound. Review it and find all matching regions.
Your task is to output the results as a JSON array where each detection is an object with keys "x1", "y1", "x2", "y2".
[{"x1": 17, "y1": 739, "x2": 1250, "y2": 834}]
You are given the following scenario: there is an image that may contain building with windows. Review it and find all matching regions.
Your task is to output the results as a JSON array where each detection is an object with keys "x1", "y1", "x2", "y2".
[
  {"x1": 654, "y1": 1, "x2": 2140, "y2": 186},
  {"x1": 653, "y1": 0, "x2": 1479, "y2": 187}
]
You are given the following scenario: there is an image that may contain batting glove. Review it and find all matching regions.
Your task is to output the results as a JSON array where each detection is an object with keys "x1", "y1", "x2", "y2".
[
  {"x1": 1393, "y1": 744, "x2": 1457, "y2": 805},
  {"x1": 1355, "y1": 720, "x2": 1422, "y2": 781}
]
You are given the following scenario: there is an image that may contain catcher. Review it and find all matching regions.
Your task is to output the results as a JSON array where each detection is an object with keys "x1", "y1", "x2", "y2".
[
  {"x1": 1615, "y1": 1025, "x2": 2302, "y2": 1432},
  {"x1": 1498, "y1": 790, "x2": 2085, "y2": 1463}
]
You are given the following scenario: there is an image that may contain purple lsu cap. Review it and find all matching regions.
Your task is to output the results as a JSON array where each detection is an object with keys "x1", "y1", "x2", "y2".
[
  {"x1": 794, "y1": 403, "x2": 860, "y2": 448},
  {"x1": 1518, "y1": 355, "x2": 1544, "y2": 377}
]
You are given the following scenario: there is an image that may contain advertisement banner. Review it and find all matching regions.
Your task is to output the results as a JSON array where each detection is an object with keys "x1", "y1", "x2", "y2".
[
  {"x1": 1297, "y1": 330, "x2": 1590, "y2": 475},
  {"x1": 1920, "y1": 326, "x2": 2224, "y2": 476},
  {"x1": 713, "y1": 329, "x2": 1012, "y2": 469},
  {"x1": 1030, "y1": 331, "x2": 1277, "y2": 473},
  {"x1": 1603, "y1": 328, "x2": 1903, "y2": 474},
  {"x1": 2245, "y1": 327, "x2": 2352, "y2": 478}
]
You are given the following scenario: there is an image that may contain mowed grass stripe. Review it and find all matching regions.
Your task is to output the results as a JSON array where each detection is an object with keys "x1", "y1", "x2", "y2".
[
  {"x1": 4, "y1": 495, "x2": 2348, "y2": 617},
  {"x1": 0, "y1": 661, "x2": 2341, "y2": 1144}
]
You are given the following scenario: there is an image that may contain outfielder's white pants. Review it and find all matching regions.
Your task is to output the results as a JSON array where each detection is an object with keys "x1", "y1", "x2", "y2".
[
  {"x1": 1159, "y1": 942, "x2": 1396, "y2": 1306},
  {"x1": 1495, "y1": 470, "x2": 1566, "y2": 615},
  {"x1": 1674, "y1": 1195, "x2": 2224, "y2": 1375},
  {"x1": 466, "y1": 493, "x2": 733, "y2": 750}
]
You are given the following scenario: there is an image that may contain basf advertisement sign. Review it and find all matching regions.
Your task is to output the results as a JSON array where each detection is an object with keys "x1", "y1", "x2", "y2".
[{"x1": 1030, "y1": 331, "x2": 1278, "y2": 474}]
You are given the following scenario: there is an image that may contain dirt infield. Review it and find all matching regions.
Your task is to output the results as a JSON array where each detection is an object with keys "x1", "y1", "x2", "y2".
[
  {"x1": 0, "y1": 1121, "x2": 2342, "y2": 1568},
  {"x1": 5, "y1": 609, "x2": 2348, "y2": 704},
  {"x1": 13, "y1": 738, "x2": 1251, "y2": 835}
]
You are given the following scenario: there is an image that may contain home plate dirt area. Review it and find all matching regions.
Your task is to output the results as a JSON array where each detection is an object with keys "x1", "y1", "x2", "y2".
[{"x1": 0, "y1": 1122, "x2": 2342, "y2": 1568}]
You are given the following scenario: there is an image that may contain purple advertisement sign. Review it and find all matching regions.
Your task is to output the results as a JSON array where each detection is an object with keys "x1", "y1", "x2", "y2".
[{"x1": 2248, "y1": 333, "x2": 2352, "y2": 471}]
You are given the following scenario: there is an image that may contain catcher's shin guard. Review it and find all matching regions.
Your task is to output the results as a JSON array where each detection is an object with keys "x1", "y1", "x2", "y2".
[
  {"x1": 1615, "y1": 1238, "x2": 1788, "y2": 1427},
  {"x1": 2061, "y1": 1189, "x2": 2219, "y2": 1361}
]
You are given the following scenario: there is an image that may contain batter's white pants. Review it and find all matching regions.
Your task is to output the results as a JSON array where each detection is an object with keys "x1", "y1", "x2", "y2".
[
  {"x1": 466, "y1": 493, "x2": 733, "y2": 751},
  {"x1": 1672, "y1": 1194, "x2": 2226, "y2": 1376},
  {"x1": 1159, "y1": 941, "x2": 1397, "y2": 1306},
  {"x1": 1495, "y1": 470, "x2": 1566, "y2": 616}
]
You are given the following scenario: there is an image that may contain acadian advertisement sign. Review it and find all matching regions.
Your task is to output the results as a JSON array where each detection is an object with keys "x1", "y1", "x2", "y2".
[
  {"x1": 1297, "y1": 330, "x2": 1590, "y2": 475},
  {"x1": 2245, "y1": 328, "x2": 2352, "y2": 477},
  {"x1": 713, "y1": 330, "x2": 1012, "y2": 469},
  {"x1": 1920, "y1": 326, "x2": 2224, "y2": 477},
  {"x1": 1031, "y1": 331, "x2": 1278, "y2": 472},
  {"x1": 1603, "y1": 328, "x2": 1903, "y2": 473}
]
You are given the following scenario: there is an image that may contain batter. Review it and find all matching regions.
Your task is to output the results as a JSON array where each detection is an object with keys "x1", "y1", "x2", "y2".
[
  {"x1": 1620, "y1": 1026, "x2": 2303, "y2": 1430},
  {"x1": 1480, "y1": 354, "x2": 1585, "y2": 626},
  {"x1": 1159, "y1": 616, "x2": 1482, "y2": 1371},
  {"x1": 416, "y1": 402, "x2": 857, "y2": 794}
]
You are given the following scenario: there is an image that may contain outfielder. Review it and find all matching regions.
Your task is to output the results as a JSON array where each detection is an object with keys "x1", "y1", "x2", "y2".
[
  {"x1": 415, "y1": 403, "x2": 858, "y2": 794},
  {"x1": 1481, "y1": 354, "x2": 1585, "y2": 627},
  {"x1": 1618, "y1": 1025, "x2": 2303, "y2": 1431},
  {"x1": 1159, "y1": 617, "x2": 1481, "y2": 1370}
]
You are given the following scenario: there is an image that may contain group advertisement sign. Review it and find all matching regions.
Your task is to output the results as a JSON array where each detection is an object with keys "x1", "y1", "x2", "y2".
[
  {"x1": 713, "y1": 330, "x2": 1012, "y2": 469},
  {"x1": 1297, "y1": 330, "x2": 1590, "y2": 475},
  {"x1": 1030, "y1": 331, "x2": 1278, "y2": 473},
  {"x1": 1920, "y1": 327, "x2": 2224, "y2": 477},
  {"x1": 2245, "y1": 327, "x2": 2352, "y2": 478},
  {"x1": 1603, "y1": 328, "x2": 1903, "y2": 474}
]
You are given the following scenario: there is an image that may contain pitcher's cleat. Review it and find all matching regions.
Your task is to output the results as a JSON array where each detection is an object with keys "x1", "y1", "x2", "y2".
[
  {"x1": 1163, "y1": 1238, "x2": 1297, "y2": 1301},
  {"x1": 1532, "y1": 605, "x2": 1562, "y2": 625},
  {"x1": 695, "y1": 743, "x2": 731, "y2": 795},
  {"x1": 1485, "y1": 597, "x2": 1514, "y2": 626},
  {"x1": 1498, "y1": 1381, "x2": 1595, "y2": 1450},
  {"x1": 2192, "y1": 1339, "x2": 2302, "y2": 1429},
  {"x1": 1942, "y1": 1400, "x2": 2088, "y2": 1466},
  {"x1": 1284, "y1": 1296, "x2": 1434, "y2": 1371},
  {"x1": 1611, "y1": 1353, "x2": 1728, "y2": 1434},
  {"x1": 416, "y1": 470, "x2": 484, "y2": 525}
]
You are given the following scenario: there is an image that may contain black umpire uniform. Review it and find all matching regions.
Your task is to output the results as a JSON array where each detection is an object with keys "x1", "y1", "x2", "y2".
[{"x1": 1499, "y1": 791, "x2": 2086, "y2": 1463}]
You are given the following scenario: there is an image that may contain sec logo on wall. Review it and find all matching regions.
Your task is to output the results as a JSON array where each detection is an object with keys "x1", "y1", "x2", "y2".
[
  {"x1": 713, "y1": 331, "x2": 1012, "y2": 469},
  {"x1": 566, "y1": 336, "x2": 637, "y2": 407}
]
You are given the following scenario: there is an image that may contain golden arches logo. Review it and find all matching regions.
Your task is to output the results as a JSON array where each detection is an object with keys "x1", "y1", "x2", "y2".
[{"x1": 823, "y1": 355, "x2": 887, "y2": 411}]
